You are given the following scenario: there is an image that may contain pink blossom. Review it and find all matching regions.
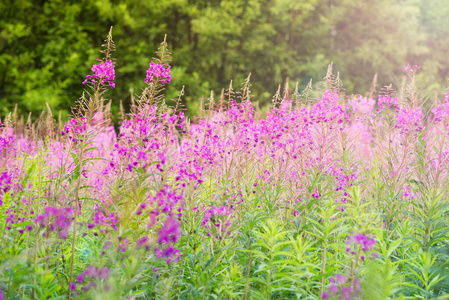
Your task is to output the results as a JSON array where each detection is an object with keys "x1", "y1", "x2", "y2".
[
  {"x1": 145, "y1": 62, "x2": 171, "y2": 84},
  {"x1": 83, "y1": 59, "x2": 115, "y2": 88}
]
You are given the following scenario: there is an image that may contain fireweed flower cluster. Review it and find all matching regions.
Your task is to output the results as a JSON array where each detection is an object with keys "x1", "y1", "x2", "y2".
[
  {"x1": 107, "y1": 104, "x2": 184, "y2": 175},
  {"x1": 135, "y1": 185, "x2": 184, "y2": 263},
  {"x1": 93, "y1": 207, "x2": 119, "y2": 231},
  {"x1": 322, "y1": 234, "x2": 376, "y2": 299},
  {"x1": 322, "y1": 274, "x2": 360, "y2": 300},
  {"x1": 0, "y1": 124, "x2": 15, "y2": 159},
  {"x1": 346, "y1": 233, "x2": 377, "y2": 260},
  {"x1": 143, "y1": 185, "x2": 184, "y2": 220},
  {"x1": 145, "y1": 62, "x2": 171, "y2": 84},
  {"x1": 394, "y1": 107, "x2": 424, "y2": 135},
  {"x1": 350, "y1": 96, "x2": 375, "y2": 117},
  {"x1": 405, "y1": 63, "x2": 419, "y2": 73},
  {"x1": 375, "y1": 94, "x2": 398, "y2": 113},
  {"x1": 155, "y1": 216, "x2": 181, "y2": 264},
  {"x1": 0, "y1": 171, "x2": 28, "y2": 231},
  {"x1": 35, "y1": 206, "x2": 75, "y2": 239},
  {"x1": 82, "y1": 59, "x2": 115, "y2": 88},
  {"x1": 0, "y1": 134, "x2": 10, "y2": 155},
  {"x1": 73, "y1": 265, "x2": 110, "y2": 292},
  {"x1": 5, "y1": 206, "x2": 32, "y2": 231},
  {"x1": 0, "y1": 171, "x2": 12, "y2": 206},
  {"x1": 432, "y1": 97, "x2": 449, "y2": 127},
  {"x1": 403, "y1": 184, "x2": 417, "y2": 201},
  {"x1": 201, "y1": 205, "x2": 233, "y2": 238},
  {"x1": 61, "y1": 117, "x2": 88, "y2": 142},
  {"x1": 312, "y1": 188, "x2": 321, "y2": 199},
  {"x1": 331, "y1": 165, "x2": 357, "y2": 207},
  {"x1": 309, "y1": 90, "x2": 350, "y2": 130},
  {"x1": 157, "y1": 216, "x2": 181, "y2": 244}
]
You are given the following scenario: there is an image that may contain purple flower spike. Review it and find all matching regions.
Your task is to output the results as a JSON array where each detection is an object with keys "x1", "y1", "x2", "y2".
[
  {"x1": 83, "y1": 59, "x2": 115, "y2": 88},
  {"x1": 355, "y1": 278, "x2": 361, "y2": 292},
  {"x1": 145, "y1": 62, "x2": 171, "y2": 84},
  {"x1": 329, "y1": 283, "x2": 338, "y2": 293},
  {"x1": 405, "y1": 63, "x2": 411, "y2": 73},
  {"x1": 99, "y1": 267, "x2": 110, "y2": 280},
  {"x1": 335, "y1": 274, "x2": 346, "y2": 284},
  {"x1": 157, "y1": 216, "x2": 181, "y2": 244},
  {"x1": 77, "y1": 274, "x2": 85, "y2": 283},
  {"x1": 341, "y1": 286, "x2": 352, "y2": 300}
]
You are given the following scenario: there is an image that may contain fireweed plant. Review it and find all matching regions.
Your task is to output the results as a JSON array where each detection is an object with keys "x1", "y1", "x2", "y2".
[{"x1": 1, "y1": 30, "x2": 449, "y2": 300}]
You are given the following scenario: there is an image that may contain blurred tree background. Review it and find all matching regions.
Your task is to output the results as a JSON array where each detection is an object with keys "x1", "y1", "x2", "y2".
[{"x1": 1, "y1": 0, "x2": 448, "y2": 118}]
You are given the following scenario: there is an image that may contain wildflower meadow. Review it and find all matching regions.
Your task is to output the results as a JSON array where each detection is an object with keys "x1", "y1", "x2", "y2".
[{"x1": 1, "y1": 29, "x2": 449, "y2": 300}]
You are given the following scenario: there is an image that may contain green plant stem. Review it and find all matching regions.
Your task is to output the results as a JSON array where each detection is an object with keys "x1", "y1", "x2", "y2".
[{"x1": 244, "y1": 234, "x2": 252, "y2": 300}]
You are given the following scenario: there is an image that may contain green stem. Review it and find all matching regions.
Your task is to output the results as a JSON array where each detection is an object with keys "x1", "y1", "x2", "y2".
[{"x1": 244, "y1": 234, "x2": 252, "y2": 300}]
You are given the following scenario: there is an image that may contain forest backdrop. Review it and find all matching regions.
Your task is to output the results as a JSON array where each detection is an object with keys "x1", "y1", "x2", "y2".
[{"x1": 1, "y1": 0, "x2": 449, "y2": 118}]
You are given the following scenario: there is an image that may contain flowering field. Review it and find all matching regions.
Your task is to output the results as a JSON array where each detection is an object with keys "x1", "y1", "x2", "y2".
[{"x1": 1, "y1": 32, "x2": 449, "y2": 300}]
